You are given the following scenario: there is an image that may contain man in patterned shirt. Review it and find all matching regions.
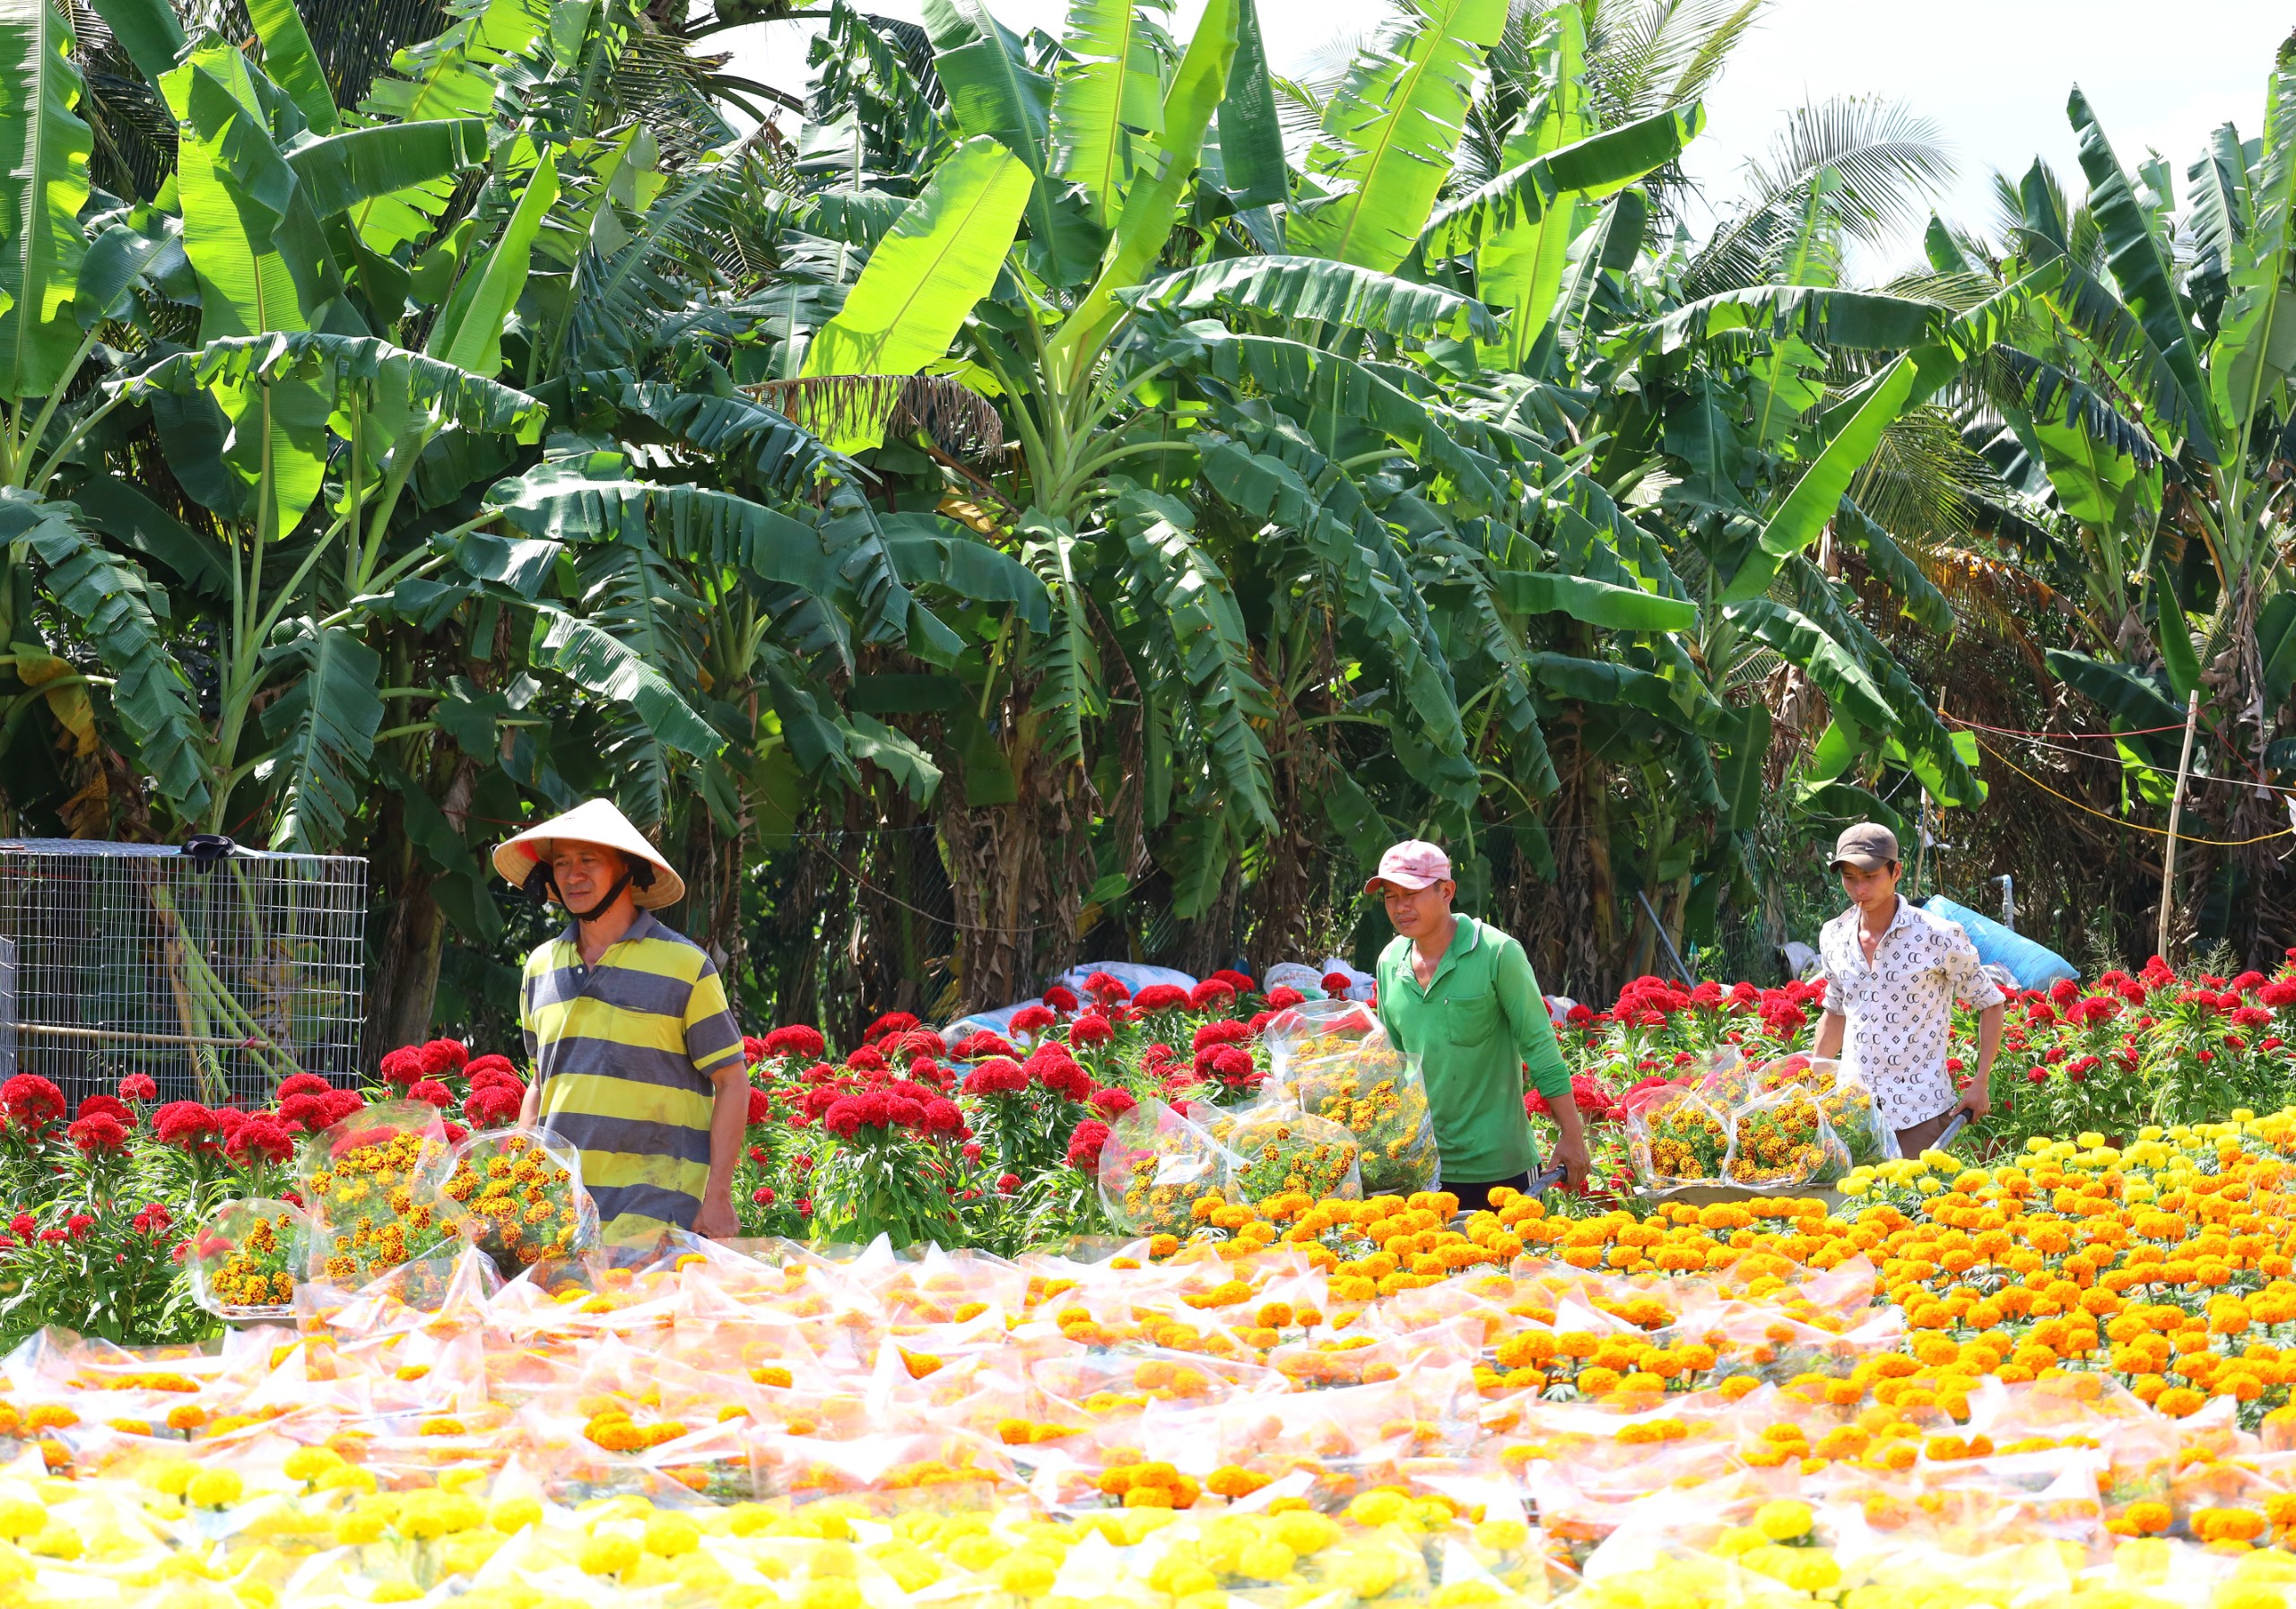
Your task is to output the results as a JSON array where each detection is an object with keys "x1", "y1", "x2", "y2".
[
  {"x1": 1809, "y1": 823, "x2": 2006, "y2": 1156},
  {"x1": 495, "y1": 799, "x2": 750, "y2": 1244}
]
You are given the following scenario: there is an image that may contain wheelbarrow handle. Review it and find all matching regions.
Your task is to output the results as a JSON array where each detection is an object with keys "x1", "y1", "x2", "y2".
[
  {"x1": 1933, "y1": 1109, "x2": 1970, "y2": 1150},
  {"x1": 1526, "y1": 1164, "x2": 1566, "y2": 1194}
]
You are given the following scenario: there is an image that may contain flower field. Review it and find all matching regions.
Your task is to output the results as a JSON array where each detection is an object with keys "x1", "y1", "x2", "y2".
[{"x1": 3, "y1": 961, "x2": 2296, "y2": 1602}]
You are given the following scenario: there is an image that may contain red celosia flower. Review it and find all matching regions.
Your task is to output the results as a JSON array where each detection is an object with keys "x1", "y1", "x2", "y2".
[
  {"x1": 1042, "y1": 985, "x2": 1079, "y2": 1013},
  {"x1": 1192, "y1": 1020, "x2": 1250, "y2": 1053},
  {"x1": 918, "y1": 1099, "x2": 965, "y2": 1136},
  {"x1": 996, "y1": 1172, "x2": 1022, "y2": 1195},
  {"x1": 1, "y1": 1074, "x2": 64, "y2": 1130},
  {"x1": 276, "y1": 1073, "x2": 333, "y2": 1101},
  {"x1": 965, "y1": 1057, "x2": 1029, "y2": 1097},
  {"x1": 152, "y1": 1101, "x2": 219, "y2": 1152},
  {"x1": 1067, "y1": 1014, "x2": 1113, "y2": 1048},
  {"x1": 465, "y1": 1054, "x2": 517, "y2": 1083},
  {"x1": 67, "y1": 1113, "x2": 128, "y2": 1154},
  {"x1": 893, "y1": 1029, "x2": 947, "y2": 1062},
  {"x1": 418, "y1": 1039, "x2": 468, "y2": 1076},
  {"x1": 463, "y1": 1084, "x2": 523, "y2": 1127},
  {"x1": 1083, "y1": 972, "x2": 1131, "y2": 1005},
  {"x1": 225, "y1": 1117, "x2": 296, "y2": 1166},
  {"x1": 132, "y1": 1203, "x2": 172, "y2": 1235},
  {"x1": 1320, "y1": 971, "x2": 1353, "y2": 997},
  {"x1": 752, "y1": 1185, "x2": 777, "y2": 1205},
  {"x1": 117, "y1": 1074, "x2": 158, "y2": 1103},
  {"x1": 845, "y1": 1046, "x2": 887, "y2": 1073},
  {"x1": 1090, "y1": 1087, "x2": 1136, "y2": 1121},
  {"x1": 76, "y1": 1093, "x2": 133, "y2": 1126},
  {"x1": 277, "y1": 1092, "x2": 333, "y2": 1130},
  {"x1": 953, "y1": 1030, "x2": 1018, "y2": 1060},
  {"x1": 1188, "y1": 979, "x2": 1237, "y2": 1013},
  {"x1": 1265, "y1": 986, "x2": 1305, "y2": 1010},
  {"x1": 1065, "y1": 1118, "x2": 1112, "y2": 1171},
  {"x1": 1209, "y1": 1047, "x2": 1258, "y2": 1089},
  {"x1": 1009, "y1": 1005, "x2": 1057, "y2": 1035},
  {"x1": 747, "y1": 1086, "x2": 774, "y2": 1125},
  {"x1": 1031, "y1": 1052, "x2": 1091, "y2": 1102},
  {"x1": 405, "y1": 1079, "x2": 455, "y2": 1109},
  {"x1": 862, "y1": 1012, "x2": 921, "y2": 1046},
  {"x1": 762, "y1": 1024, "x2": 827, "y2": 1061},
  {"x1": 378, "y1": 1048, "x2": 424, "y2": 1087}
]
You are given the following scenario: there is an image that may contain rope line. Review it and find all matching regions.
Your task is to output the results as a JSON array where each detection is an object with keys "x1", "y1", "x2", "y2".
[
  {"x1": 1971, "y1": 735, "x2": 2296, "y2": 848},
  {"x1": 1946, "y1": 717, "x2": 2296, "y2": 800},
  {"x1": 1951, "y1": 717, "x2": 2189, "y2": 741}
]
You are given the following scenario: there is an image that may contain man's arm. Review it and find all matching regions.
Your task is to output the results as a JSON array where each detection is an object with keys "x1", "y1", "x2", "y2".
[
  {"x1": 693, "y1": 1068, "x2": 749, "y2": 1239},
  {"x1": 1813, "y1": 1011, "x2": 1845, "y2": 1060},
  {"x1": 1960, "y1": 1002, "x2": 2005, "y2": 1118},
  {"x1": 1495, "y1": 939, "x2": 1589, "y2": 1191}
]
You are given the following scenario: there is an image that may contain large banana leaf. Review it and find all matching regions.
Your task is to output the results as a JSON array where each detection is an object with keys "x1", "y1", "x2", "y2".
[
  {"x1": 1047, "y1": 0, "x2": 1170, "y2": 229},
  {"x1": 1648, "y1": 284, "x2": 1939, "y2": 354},
  {"x1": 2209, "y1": 41, "x2": 2296, "y2": 455},
  {"x1": 925, "y1": 0, "x2": 1104, "y2": 283},
  {"x1": 259, "y1": 619, "x2": 383, "y2": 851},
  {"x1": 619, "y1": 382, "x2": 848, "y2": 495},
  {"x1": 85, "y1": 0, "x2": 181, "y2": 83},
  {"x1": 2044, "y1": 646, "x2": 2186, "y2": 729},
  {"x1": 1720, "y1": 598, "x2": 1895, "y2": 730},
  {"x1": 287, "y1": 120, "x2": 489, "y2": 222},
  {"x1": 881, "y1": 513, "x2": 1052, "y2": 631},
  {"x1": 11, "y1": 489, "x2": 211, "y2": 813},
  {"x1": 246, "y1": 0, "x2": 335, "y2": 134},
  {"x1": 1112, "y1": 487, "x2": 1277, "y2": 832},
  {"x1": 128, "y1": 333, "x2": 549, "y2": 441},
  {"x1": 1832, "y1": 497, "x2": 1952, "y2": 636},
  {"x1": 1287, "y1": 0, "x2": 1508, "y2": 273},
  {"x1": 1718, "y1": 701, "x2": 1770, "y2": 834},
  {"x1": 1422, "y1": 105, "x2": 1702, "y2": 260},
  {"x1": 1494, "y1": 570, "x2": 1696, "y2": 633},
  {"x1": 1218, "y1": 0, "x2": 1284, "y2": 209},
  {"x1": 2069, "y1": 87, "x2": 2218, "y2": 456},
  {"x1": 483, "y1": 471, "x2": 848, "y2": 597},
  {"x1": 1049, "y1": 0, "x2": 1236, "y2": 379},
  {"x1": 0, "y1": 0, "x2": 92, "y2": 402},
  {"x1": 428, "y1": 150, "x2": 558, "y2": 380},
  {"x1": 1170, "y1": 326, "x2": 1505, "y2": 510},
  {"x1": 1526, "y1": 650, "x2": 1714, "y2": 730},
  {"x1": 802, "y1": 135, "x2": 1031, "y2": 390},
  {"x1": 531, "y1": 605, "x2": 719, "y2": 759},
  {"x1": 1128, "y1": 254, "x2": 1501, "y2": 343}
]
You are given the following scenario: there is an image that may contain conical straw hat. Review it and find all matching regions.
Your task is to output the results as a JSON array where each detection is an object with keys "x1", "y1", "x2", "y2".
[{"x1": 492, "y1": 799, "x2": 684, "y2": 910}]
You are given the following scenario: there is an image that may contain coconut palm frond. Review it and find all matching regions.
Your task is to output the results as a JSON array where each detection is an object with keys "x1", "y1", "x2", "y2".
[{"x1": 749, "y1": 373, "x2": 1006, "y2": 459}]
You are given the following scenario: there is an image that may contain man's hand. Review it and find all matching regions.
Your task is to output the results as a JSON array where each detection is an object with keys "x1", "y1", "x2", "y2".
[
  {"x1": 1548, "y1": 1097, "x2": 1593, "y2": 1192},
  {"x1": 1958, "y1": 1078, "x2": 1992, "y2": 1121},
  {"x1": 693, "y1": 1193, "x2": 740, "y2": 1240}
]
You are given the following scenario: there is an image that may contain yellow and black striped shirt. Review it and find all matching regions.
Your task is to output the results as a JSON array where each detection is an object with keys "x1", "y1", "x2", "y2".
[{"x1": 518, "y1": 912, "x2": 745, "y2": 1240}]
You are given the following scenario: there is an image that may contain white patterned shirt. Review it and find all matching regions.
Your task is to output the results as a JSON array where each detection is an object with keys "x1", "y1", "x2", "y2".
[{"x1": 1817, "y1": 898, "x2": 2006, "y2": 1128}]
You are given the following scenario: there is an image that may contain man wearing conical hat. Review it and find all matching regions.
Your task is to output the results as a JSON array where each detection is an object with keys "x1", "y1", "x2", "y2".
[{"x1": 494, "y1": 800, "x2": 749, "y2": 1244}]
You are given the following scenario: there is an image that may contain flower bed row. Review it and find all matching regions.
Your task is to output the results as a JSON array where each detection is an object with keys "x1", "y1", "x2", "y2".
[{"x1": 0, "y1": 1108, "x2": 2294, "y2": 1604}]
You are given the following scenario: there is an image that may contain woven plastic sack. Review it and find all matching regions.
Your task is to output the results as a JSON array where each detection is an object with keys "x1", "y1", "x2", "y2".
[
  {"x1": 188, "y1": 1197, "x2": 313, "y2": 1319},
  {"x1": 1262, "y1": 998, "x2": 1385, "y2": 1079},
  {"x1": 1723, "y1": 1083, "x2": 1851, "y2": 1188},
  {"x1": 1221, "y1": 1107, "x2": 1363, "y2": 1205},
  {"x1": 301, "y1": 1101, "x2": 465, "y2": 1287},
  {"x1": 1278, "y1": 1037, "x2": 1439, "y2": 1197},
  {"x1": 1627, "y1": 1088, "x2": 1732, "y2": 1190},
  {"x1": 1097, "y1": 1100, "x2": 1236, "y2": 1235},
  {"x1": 414, "y1": 1126, "x2": 599, "y2": 1279}
]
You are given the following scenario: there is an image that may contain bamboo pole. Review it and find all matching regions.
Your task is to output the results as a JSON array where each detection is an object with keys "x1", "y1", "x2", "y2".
[{"x1": 2158, "y1": 695, "x2": 2203, "y2": 963}]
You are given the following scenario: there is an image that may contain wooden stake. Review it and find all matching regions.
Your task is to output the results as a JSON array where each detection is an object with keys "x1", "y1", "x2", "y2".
[{"x1": 2159, "y1": 695, "x2": 2203, "y2": 963}]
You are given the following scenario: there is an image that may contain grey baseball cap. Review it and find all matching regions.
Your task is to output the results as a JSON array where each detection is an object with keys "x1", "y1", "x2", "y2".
[{"x1": 1829, "y1": 822, "x2": 1900, "y2": 871}]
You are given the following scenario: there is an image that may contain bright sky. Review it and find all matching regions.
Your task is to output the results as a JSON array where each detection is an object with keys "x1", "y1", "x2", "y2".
[{"x1": 720, "y1": 0, "x2": 2295, "y2": 271}]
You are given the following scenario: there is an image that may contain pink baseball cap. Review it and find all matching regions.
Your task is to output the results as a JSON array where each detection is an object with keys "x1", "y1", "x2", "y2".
[{"x1": 1366, "y1": 840, "x2": 1452, "y2": 893}]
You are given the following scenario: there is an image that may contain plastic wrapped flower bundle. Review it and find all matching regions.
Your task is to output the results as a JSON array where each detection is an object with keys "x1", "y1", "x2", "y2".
[{"x1": 0, "y1": 1109, "x2": 2289, "y2": 1605}]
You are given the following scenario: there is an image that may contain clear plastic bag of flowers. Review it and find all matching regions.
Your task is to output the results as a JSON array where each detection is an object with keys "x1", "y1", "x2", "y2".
[
  {"x1": 413, "y1": 1126, "x2": 600, "y2": 1280},
  {"x1": 1752, "y1": 1052, "x2": 1893, "y2": 1167},
  {"x1": 1688, "y1": 1044, "x2": 1750, "y2": 1109},
  {"x1": 1722, "y1": 1083, "x2": 1851, "y2": 1189},
  {"x1": 300, "y1": 1100, "x2": 465, "y2": 1287},
  {"x1": 1262, "y1": 997, "x2": 1386, "y2": 1078},
  {"x1": 187, "y1": 1196, "x2": 313, "y2": 1319},
  {"x1": 1096, "y1": 1100, "x2": 1237, "y2": 1235},
  {"x1": 1221, "y1": 1104, "x2": 1364, "y2": 1206},
  {"x1": 1275, "y1": 1035, "x2": 1439, "y2": 1197},
  {"x1": 1625, "y1": 1086, "x2": 1733, "y2": 1191}
]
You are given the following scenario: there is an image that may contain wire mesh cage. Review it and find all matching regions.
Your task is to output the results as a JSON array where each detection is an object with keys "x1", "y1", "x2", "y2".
[{"x1": 0, "y1": 841, "x2": 368, "y2": 1106}]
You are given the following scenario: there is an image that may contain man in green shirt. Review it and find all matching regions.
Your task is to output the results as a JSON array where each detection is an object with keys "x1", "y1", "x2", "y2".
[{"x1": 1370, "y1": 840, "x2": 1589, "y2": 1210}]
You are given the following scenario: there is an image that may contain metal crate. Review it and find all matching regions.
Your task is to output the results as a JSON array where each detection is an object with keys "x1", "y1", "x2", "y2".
[{"x1": 0, "y1": 840, "x2": 367, "y2": 1106}]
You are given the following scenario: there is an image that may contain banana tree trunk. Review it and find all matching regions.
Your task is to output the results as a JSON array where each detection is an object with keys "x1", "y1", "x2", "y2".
[{"x1": 363, "y1": 861, "x2": 443, "y2": 1067}]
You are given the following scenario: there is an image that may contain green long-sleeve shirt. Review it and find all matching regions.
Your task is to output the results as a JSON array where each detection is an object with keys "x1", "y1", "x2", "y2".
[{"x1": 1374, "y1": 915, "x2": 1569, "y2": 1184}]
